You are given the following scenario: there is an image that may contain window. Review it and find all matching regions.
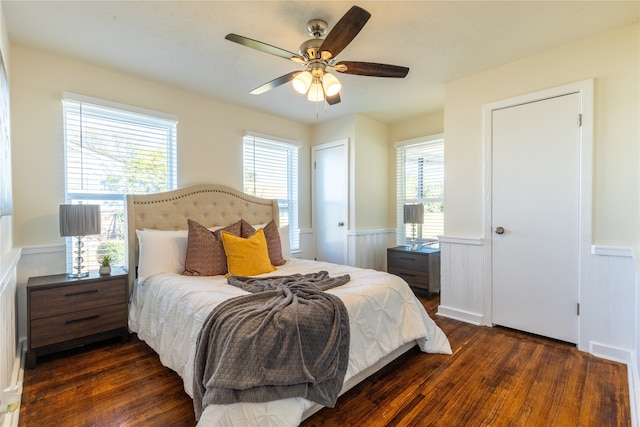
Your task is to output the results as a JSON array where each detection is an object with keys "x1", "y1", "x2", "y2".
[
  {"x1": 395, "y1": 134, "x2": 444, "y2": 246},
  {"x1": 243, "y1": 132, "x2": 299, "y2": 251},
  {"x1": 63, "y1": 93, "x2": 177, "y2": 271}
]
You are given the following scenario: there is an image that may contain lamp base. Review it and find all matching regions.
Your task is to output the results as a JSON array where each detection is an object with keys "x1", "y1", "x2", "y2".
[{"x1": 409, "y1": 224, "x2": 419, "y2": 250}]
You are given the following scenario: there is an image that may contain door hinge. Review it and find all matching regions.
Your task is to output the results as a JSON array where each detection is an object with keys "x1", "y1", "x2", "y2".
[
  {"x1": 313, "y1": 161, "x2": 316, "y2": 169},
  {"x1": 577, "y1": 303, "x2": 580, "y2": 316},
  {"x1": 578, "y1": 114, "x2": 582, "y2": 127}
]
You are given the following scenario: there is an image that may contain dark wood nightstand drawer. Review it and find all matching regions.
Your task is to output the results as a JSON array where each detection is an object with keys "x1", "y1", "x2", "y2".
[
  {"x1": 30, "y1": 279, "x2": 126, "y2": 319},
  {"x1": 387, "y1": 268, "x2": 429, "y2": 288},
  {"x1": 387, "y1": 251, "x2": 428, "y2": 273},
  {"x1": 387, "y1": 246, "x2": 441, "y2": 296},
  {"x1": 30, "y1": 304, "x2": 127, "y2": 348}
]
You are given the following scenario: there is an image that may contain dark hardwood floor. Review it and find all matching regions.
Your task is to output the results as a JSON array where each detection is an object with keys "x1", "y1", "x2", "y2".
[{"x1": 19, "y1": 295, "x2": 630, "y2": 426}]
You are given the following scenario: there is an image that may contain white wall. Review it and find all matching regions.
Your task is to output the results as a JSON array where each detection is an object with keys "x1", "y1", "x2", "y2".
[
  {"x1": 353, "y1": 115, "x2": 389, "y2": 230},
  {"x1": 440, "y1": 23, "x2": 639, "y2": 362},
  {"x1": 444, "y1": 24, "x2": 639, "y2": 244},
  {"x1": 10, "y1": 45, "x2": 313, "y2": 250}
]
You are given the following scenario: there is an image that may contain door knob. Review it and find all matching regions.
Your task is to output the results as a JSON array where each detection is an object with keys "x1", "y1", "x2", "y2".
[
  {"x1": 495, "y1": 226, "x2": 505, "y2": 235},
  {"x1": 338, "y1": 222, "x2": 345, "y2": 227}
]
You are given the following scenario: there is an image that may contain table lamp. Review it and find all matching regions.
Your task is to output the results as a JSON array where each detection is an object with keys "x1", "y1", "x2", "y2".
[
  {"x1": 403, "y1": 204, "x2": 424, "y2": 250},
  {"x1": 59, "y1": 203, "x2": 101, "y2": 278}
]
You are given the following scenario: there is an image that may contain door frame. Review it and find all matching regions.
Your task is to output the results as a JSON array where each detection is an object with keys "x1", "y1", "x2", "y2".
[
  {"x1": 312, "y1": 139, "x2": 349, "y2": 264},
  {"x1": 482, "y1": 80, "x2": 593, "y2": 351}
]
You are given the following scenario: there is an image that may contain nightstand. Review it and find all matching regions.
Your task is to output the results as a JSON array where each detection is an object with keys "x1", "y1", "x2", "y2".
[
  {"x1": 387, "y1": 245, "x2": 441, "y2": 296},
  {"x1": 26, "y1": 268, "x2": 129, "y2": 369}
]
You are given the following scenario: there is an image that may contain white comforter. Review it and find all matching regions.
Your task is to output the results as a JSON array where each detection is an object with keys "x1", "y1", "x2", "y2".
[{"x1": 128, "y1": 258, "x2": 452, "y2": 426}]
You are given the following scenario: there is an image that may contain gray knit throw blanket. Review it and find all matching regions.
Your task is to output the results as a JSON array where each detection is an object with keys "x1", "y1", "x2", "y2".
[{"x1": 193, "y1": 271, "x2": 351, "y2": 421}]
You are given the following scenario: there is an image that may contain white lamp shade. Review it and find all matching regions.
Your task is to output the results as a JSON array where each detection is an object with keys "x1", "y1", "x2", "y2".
[
  {"x1": 403, "y1": 204, "x2": 424, "y2": 224},
  {"x1": 292, "y1": 71, "x2": 312, "y2": 94},
  {"x1": 59, "y1": 204, "x2": 101, "y2": 237},
  {"x1": 307, "y1": 81, "x2": 324, "y2": 102},
  {"x1": 322, "y1": 72, "x2": 341, "y2": 96}
]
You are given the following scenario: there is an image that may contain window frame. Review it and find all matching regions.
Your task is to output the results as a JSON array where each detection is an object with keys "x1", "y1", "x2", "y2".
[
  {"x1": 395, "y1": 133, "x2": 444, "y2": 246},
  {"x1": 242, "y1": 131, "x2": 300, "y2": 252},
  {"x1": 62, "y1": 92, "x2": 178, "y2": 271}
]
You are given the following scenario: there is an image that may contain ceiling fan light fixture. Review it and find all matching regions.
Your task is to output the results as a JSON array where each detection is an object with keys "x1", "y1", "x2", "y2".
[
  {"x1": 292, "y1": 71, "x2": 312, "y2": 94},
  {"x1": 322, "y1": 72, "x2": 341, "y2": 96},
  {"x1": 307, "y1": 81, "x2": 324, "y2": 102}
]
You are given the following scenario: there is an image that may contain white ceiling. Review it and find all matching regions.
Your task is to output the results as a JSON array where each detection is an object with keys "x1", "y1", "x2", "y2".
[{"x1": 4, "y1": 1, "x2": 639, "y2": 125}]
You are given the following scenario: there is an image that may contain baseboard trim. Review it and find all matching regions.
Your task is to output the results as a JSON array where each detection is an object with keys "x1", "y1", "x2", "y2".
[
  {"x1": 589, "y1": 341, "x2": 632, "y2": 364},
  {"x1": 436, "y1": 305, "x2": 484, "y2": 325}
]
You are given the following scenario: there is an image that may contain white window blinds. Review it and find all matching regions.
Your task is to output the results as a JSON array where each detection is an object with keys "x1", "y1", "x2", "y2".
[
  {"x1": 243, "y1": 133, "x2": 300, "y2": 251},
  {"x1": 63, "y1": 93, "x2": 178, "y2": 271},
  {"x1": 396, "y1": 134, "x2": 444, "y2": 245}
]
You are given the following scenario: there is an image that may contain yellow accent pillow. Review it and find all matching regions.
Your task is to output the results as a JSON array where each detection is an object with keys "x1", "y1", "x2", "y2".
[{"x1": 221, "y1": 228, "x2": 276, "y2": 276}]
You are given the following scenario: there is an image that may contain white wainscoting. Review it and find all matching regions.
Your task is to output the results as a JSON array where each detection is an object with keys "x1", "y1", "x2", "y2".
[
  {"x1": 438, "y1": 238, "x2": 637, "y2": 358},
  {"x1": 296, "y1": 228, "x2": 314, "y2": 260},
  {"x1": 588, "y1": 245, "x2": 637, "y2": 362},
  {"x1": 437, "y1": 236, "x2": 485, "y2": 325},
  {"x1": 0, "y1": 247, "x2": 21, "y2": 426},
  {"x1": 347, "y1": 228, "x2": 396, "y2": 270},
  {"x1": 298, "y1": 228, "x2": 396, "y2": 271}
]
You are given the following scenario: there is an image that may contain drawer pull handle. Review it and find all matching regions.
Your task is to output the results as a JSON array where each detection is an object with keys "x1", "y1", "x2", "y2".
[
  {"x1": 401, "y1": 273, "x2": 416, "y2": 277},
  {"x1": 65, "y1": 289, "x2": 100, "y2": 297},
  {"x1": 65, "y1": 315, "x2": 100, "y2": 324},
  {"x1": 399, "y1": 257, "x2": 417, "y2": 261}
]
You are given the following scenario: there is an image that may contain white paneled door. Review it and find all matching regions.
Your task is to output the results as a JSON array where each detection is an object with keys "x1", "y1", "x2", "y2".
[
  {"x1": 492, "y1": 93, "x2": 581, "y2": 343},
  {"x1": 313, "y1": 140, "x2": 348, "y2": 265}
]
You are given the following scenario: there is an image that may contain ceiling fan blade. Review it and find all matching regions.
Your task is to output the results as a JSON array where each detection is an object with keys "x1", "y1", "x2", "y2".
[
  {"x1": 250, "y1": 71, "x2": 301, "y2": 95},
  {"x1": 326, "y1": 92, "x2": 341, "y2": 105},
  {"x1": 225, "y1": 34, "x2": 306, "y2": 64},
  {"x1": 320, "y1": 6, "x2": 371, "y2": 60},
  {"x1": 333, "y1": 61, "x2": 409, "y2": 78}
]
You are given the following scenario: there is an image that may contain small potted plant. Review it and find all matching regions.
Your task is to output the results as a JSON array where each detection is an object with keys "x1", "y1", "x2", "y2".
[{"x1": 99, "y1": 255, "x2": 112, "y2": 276}]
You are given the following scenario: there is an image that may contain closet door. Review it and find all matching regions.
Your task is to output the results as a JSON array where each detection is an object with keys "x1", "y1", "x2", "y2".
[
  {"x1": 492, "y1": 93, "x2": 581, "y2": 343},
  {"x1": 313, "y1": 140, "x2": 347, "y2": 264}
]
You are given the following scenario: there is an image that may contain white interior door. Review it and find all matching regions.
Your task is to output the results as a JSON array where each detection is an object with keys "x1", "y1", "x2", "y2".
[
  {"x1": 313, "y1": 141, "x2": 347, "y2": 264},
  {"x1": 492, "y1": 93, "x2": 581, "y2": 343}
]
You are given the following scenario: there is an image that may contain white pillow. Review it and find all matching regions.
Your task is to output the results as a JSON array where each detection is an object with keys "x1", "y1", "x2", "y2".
[
  {"x1": 278, "y1": 225, "x2": 291, "y2": 258},
  {"x1": 136, "y1": 229, "x2": 188, "y2": 282},
  {"x1": 253, "y1": 223, "x2": 291, "y2": 258}
]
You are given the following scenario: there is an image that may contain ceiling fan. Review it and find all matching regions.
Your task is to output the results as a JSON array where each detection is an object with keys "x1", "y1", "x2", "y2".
[{"x1": 225, "y1": 5, "x2": 409, "y2": 105}]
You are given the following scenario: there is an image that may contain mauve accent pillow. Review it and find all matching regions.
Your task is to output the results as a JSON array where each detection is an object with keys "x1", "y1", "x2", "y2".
[
  {"x1": 240, "y1": 219, "x2": 286, "y2": 266},
  {"x1": 263, "y1": 220, "x2": 286, "y2": 266},
  {"x1": 183, "y1": 219, "x2": 241, "y2": 276},
  {"x1": 240, "y1": 219, "x2": 256, "y2": 239}
]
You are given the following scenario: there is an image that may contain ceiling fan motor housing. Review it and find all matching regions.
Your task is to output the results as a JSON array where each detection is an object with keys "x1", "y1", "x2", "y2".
[{"x1": 299, "y1": 38, "x2": 323, "y2": 60}]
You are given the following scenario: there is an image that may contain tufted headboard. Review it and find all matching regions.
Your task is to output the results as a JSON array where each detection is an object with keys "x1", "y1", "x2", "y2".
[{"x1": 125, "y1": 184, "x2": 279, "y2": 291}]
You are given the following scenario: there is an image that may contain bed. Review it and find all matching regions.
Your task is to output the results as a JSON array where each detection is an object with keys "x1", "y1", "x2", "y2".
[{"x1": 126, "y1": 184, "x2": 451, "y2": 426}]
